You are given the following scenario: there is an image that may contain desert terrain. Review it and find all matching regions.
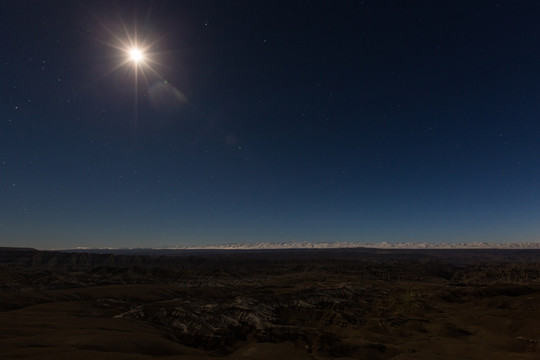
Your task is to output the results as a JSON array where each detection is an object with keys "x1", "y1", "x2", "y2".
[{"x1": 1, "y1": 247, "x2": 540, "y2": 359}]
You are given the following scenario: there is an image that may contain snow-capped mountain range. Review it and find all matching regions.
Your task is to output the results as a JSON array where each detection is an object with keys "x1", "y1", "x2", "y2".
[
  {"x1": 70, "y1": 241, "x2": 540, "y2": 251},
  {"x1": 183, "y1": 241, "x2": 540, "y2": 250}
]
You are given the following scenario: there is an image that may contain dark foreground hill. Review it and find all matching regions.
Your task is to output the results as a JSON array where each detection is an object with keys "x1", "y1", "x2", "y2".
[{"x1": 1, "y1": 247, "x2": 540, "y2": 359}]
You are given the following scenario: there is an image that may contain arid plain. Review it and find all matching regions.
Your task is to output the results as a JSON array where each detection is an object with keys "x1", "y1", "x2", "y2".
[{"x1": 1, "y1": 247, "x2": 540, "y2": 359}]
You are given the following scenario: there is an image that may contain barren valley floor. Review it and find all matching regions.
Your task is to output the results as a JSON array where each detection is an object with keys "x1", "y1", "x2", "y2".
[{"x1": 1, "y1": 247, "x2": 540, "y2": 359}]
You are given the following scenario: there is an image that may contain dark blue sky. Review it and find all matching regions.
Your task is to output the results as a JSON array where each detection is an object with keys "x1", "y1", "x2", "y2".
[{"x1": 1, "y1": 1, "x2": 540, "y2": 249}]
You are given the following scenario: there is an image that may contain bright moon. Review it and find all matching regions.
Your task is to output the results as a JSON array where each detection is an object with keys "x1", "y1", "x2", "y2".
[{"x1": 129, "y1": 48, "x2": 143, "y2": 63}]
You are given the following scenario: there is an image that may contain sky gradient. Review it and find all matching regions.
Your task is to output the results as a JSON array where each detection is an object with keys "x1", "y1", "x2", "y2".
[{"x1": 1, "y1": 1, "x2": 540, "y2": 249}]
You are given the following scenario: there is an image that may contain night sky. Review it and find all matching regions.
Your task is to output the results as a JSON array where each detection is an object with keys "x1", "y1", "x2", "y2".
[{"x1": 2, "y1": 1, "x2": 540, "y2": 249}]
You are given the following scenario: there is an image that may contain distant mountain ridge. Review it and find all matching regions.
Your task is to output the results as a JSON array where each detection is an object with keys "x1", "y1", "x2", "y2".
[{"x1": 65, "y1": 241, "x2": 540, "y2": 252}]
